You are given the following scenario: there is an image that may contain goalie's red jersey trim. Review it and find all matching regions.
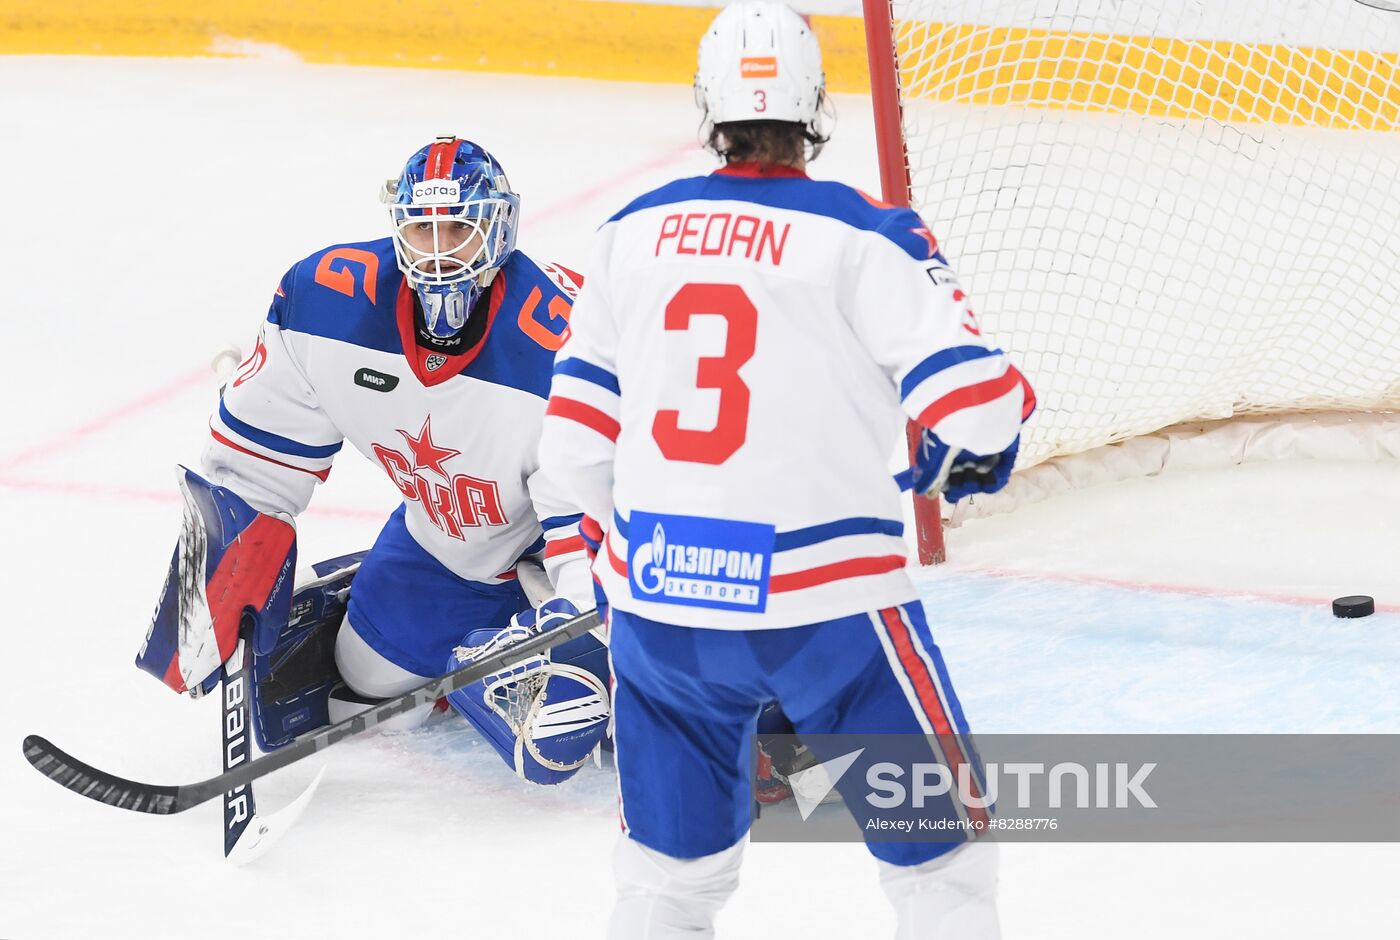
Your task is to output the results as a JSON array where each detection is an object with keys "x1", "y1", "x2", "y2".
[{"x1": 210, "y1": 428, "x2": 332, "y2": 481}]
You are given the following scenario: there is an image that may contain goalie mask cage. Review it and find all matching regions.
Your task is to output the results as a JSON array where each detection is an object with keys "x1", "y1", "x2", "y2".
[{"x1": 864, "y1": 0, "x2": 1400, "y2": 564}]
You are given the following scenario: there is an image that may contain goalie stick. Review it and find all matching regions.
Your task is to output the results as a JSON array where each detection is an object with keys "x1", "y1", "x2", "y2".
[
  {"x1": 222, "y1": 626, "x2": 257, "y2": 855},
  {"x1": 220, "y1": 620, "x2": 327, "y2": 864},
  {"x1": 22, "y1": 607, "x2": 602, "y2": 816},
  {"x1": 210, "y1": 348, "x2": 304, "y2": 861}
]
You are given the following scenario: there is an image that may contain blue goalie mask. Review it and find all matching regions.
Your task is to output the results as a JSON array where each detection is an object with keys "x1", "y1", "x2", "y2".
[{"x1": 381, "y1": 137, "x2": 520, "y2": 338}]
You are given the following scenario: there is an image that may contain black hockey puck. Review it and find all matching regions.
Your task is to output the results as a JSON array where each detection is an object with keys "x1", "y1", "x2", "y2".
[{"x1": 1332, "y1": 595, "x2": 1375, "y2": 618}]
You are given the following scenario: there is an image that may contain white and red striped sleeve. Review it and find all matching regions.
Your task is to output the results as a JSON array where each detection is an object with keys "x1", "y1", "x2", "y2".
[
  {"x1": 848, "y1": 212, "x2": 1033, "y2": 456},
  {"x1": 525, "y1": 449, "x2": 592, "y2": 608},
  {"x1": 525, "y1": 503, "x2": 592, "y2": 610},
  {"x1": 538, "y1": 231, "x2": 621, "y2": 531},
  {"x1": 202, "y1": 315, "x2": 343, "y2": 517}
]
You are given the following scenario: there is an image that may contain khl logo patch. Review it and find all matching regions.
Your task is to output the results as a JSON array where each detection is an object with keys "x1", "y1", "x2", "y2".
[{"x1": 628, "y1": 512, "x2": 774, "y2": 613}]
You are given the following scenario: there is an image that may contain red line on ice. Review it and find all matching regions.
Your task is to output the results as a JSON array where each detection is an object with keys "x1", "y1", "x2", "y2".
[
  {"x1": 951, "y1": 563, "x2": 1400, "y2": 614},
  {"x1": 0, "y1": 366, "x2": 210, "y2": 470},
  {"x1": 0, "y1": 475, "x2": 384, "y2": 520},
  {"x1": 528, "y1": 141, "x2": 697, "y2": 227}
]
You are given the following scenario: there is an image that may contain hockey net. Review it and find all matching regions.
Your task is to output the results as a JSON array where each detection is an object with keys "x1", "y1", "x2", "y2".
[{"x1": 865, "y1": 0, "x2": 1400, "y2": 539}]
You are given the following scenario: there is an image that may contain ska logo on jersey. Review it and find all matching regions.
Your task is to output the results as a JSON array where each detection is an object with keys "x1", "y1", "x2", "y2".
[
  {"x1": 371, "y1": 416, "x2": 508, "y2": 539},
  {"x1": 628, "y1": 512, "x2": 774, "y2": 613}
]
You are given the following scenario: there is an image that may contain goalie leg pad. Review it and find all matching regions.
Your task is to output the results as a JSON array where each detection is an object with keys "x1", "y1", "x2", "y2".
[
  {"x1": 248, "y1": 551, "x2": 364, "y2": 750},
  {"x1": 446, "y1": 619, "x2": 611, "y2": 785},
  {"x1": 250, "y1": 548, "x2": 458, "y2": 749}
]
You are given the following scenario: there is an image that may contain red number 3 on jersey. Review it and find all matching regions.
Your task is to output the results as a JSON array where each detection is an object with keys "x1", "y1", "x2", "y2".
[{"x1": 652, "y1": 283, "x2": 757, "y2": 465}]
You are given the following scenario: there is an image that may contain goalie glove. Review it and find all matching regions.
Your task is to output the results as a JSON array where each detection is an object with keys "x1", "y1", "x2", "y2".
[
  {"x1": 444, "y1": 598, "x2": 611, "y2": 785},
  {"x1": 135, "y1": 466, "x2": 297, "y2": 697},
  {"x1": 908, "y1": 429, "x2": 1019, "y2": 503}
]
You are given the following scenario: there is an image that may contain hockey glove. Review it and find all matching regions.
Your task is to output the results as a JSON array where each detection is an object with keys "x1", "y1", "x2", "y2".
[
  {"x1": 445, "y1": 597, "x2": 611, "y2": 785},
  {"x1": 910, "y1": 429, "x2": 1019, "y2": 503}
]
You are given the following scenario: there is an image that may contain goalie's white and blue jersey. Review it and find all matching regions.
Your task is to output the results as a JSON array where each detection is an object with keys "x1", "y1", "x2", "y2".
[
  {"x1": 540, "y1": 165, "x2": 1032, "y2": 630},
  {"x1": 204, "y1": 238, "x2": 591, "y2": 606}
]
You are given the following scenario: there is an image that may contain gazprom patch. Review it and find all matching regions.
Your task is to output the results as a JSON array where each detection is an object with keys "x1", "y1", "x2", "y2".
[{"x1": 627, "y1": 512, "x2": 774, "y2": 613}]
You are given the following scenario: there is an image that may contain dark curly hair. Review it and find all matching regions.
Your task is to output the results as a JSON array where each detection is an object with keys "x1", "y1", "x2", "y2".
[{"x1": 707, "y1": 119, "x2": 829, "y2": 166}]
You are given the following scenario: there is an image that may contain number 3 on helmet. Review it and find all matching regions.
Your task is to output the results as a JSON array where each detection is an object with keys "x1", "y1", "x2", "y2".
[
  {"x1": 693, "y1": 2, "x2": 829, "y2": 138},
  {"x1": 380, "y1": 137, "x2": 520, "y2": 338}
]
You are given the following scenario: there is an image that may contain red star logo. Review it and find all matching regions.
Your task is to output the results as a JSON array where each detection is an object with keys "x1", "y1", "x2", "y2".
[
  {"x1": 911, "y1": 226, "x2": 939, "y2": 258},
  {"x1": 397, "y1": 416, "x2": 460, "y2": 478}
]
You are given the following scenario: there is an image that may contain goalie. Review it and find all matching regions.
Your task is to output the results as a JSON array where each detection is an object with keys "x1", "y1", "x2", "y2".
[{"x1": 133, "y1": 137, "x2": 609, "y2": 784}]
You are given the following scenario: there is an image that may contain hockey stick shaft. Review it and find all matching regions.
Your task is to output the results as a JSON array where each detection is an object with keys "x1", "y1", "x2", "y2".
[{"x1": 22, "y1": 608, "x2": 602, "y2": 816}]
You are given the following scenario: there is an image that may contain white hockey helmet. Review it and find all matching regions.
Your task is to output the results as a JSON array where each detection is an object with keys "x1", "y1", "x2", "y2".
[{"x1": 694, "y1": 1, "x2": 826, "y2": 134}]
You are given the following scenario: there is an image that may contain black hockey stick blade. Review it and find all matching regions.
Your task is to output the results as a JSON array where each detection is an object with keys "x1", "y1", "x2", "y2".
[
  {"x1": 23, "y1": 734, "x2": 182, "y2": 813},
  {"x1": 22, "y1": 608, "x2": 602, "y2": 815}
]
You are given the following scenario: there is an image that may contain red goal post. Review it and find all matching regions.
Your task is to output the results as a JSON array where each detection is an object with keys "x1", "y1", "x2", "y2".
[
  {"x1": 864, "y1": 0, "x2": 946, "y2": 566},
  {"x1": 862, "y1": 0, "x2": 1400, "y2": 564}
]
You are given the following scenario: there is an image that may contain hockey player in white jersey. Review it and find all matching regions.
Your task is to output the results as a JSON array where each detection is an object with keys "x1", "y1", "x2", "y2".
[
  {"x1": 135, "y1": 137, "x2": 609, "y2": 785},
  {"x1": 539, "y1": 3, "x2": 1035, "y2": 935}
]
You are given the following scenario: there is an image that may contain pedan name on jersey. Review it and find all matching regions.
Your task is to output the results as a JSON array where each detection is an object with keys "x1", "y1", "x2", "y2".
[
  {"x1": 628, "y1": 511, "x2": 774, "y2": 613},
  {"x1": 654, "y1": 211, "x2": 790, "y2": 266}
]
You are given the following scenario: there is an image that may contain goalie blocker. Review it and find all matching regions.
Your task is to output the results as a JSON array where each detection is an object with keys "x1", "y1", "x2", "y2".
[
  {"x1": 135, "y1": 466, "x2": 297, "y2": 697},
  {"x1": 134, "y1": 466, "x2": 346, "y2": 746}
]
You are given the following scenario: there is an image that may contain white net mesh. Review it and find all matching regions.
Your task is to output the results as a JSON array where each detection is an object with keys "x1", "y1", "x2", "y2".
[{"x1": 881, "y1": 0, "x2": 1400, "y2": 469}]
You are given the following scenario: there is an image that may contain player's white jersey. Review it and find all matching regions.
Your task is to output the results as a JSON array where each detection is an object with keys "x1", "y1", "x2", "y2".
[
  {"x1": 204, "y1": 238, "x2": 590, "y2": 602},
  {"x1": 540, "y1": 165, "x2": 1031, "y2": 629}
]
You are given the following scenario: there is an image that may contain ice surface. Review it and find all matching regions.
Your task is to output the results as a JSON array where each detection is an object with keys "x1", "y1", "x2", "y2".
[{"x1": 2, "y1": 55, "x2": 1397, "y2": 939}]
